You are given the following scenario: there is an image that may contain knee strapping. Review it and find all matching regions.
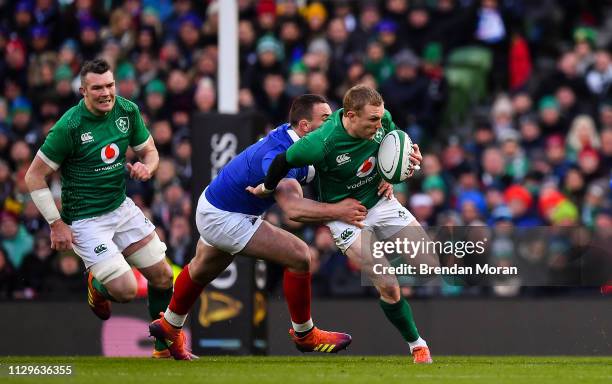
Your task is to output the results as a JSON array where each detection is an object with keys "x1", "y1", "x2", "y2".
[{"x1": 125, "y1": 233, "x2": 167, "y2": 268}]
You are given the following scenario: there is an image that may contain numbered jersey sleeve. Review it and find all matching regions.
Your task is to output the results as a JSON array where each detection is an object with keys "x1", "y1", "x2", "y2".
[{"x1": 38, "y1": 115, "x2": 75, "y2": 170}]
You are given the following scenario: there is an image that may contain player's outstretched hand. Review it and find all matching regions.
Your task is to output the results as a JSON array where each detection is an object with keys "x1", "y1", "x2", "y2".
[
  {"x1": 50, "y1": 220, "x2": 74, "y2": 251},
  {"x1": 334, "y1": 198, "x2": 367, "y2": 228},
  {"x1": 377, "y1": 180, "x2": 394, "y2": 200},
  {"x1": 246, "y1": 183, "x2": 274, "y2": 198},
  {"x1": 127, "y1": 162, "x2": 152, "y2": 181}
]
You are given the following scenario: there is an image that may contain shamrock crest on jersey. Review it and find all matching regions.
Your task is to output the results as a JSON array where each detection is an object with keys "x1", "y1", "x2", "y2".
[
  {"x1": 115, "y1": 116, "x2": 129, "y2": 133},
  {"x1": 373, "y1": 128, "x2": 385, "y2": 143}
]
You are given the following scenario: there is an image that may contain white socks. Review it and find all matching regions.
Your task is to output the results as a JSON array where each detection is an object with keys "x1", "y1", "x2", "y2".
[
  {"x1": 292, "y1": 318, "x2": 314, "y2": 333},
  {"x1": 164, "y1": 308, "x2": 187, "y2": 328},
  {"x1": 408, "y1": 337, "x2": 428, "y2": 353}
]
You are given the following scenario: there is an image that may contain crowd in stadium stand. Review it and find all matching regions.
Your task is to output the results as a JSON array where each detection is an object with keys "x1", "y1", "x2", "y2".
[{"x1": 0, "y1": 0, "x2": 611, "y2": 300}]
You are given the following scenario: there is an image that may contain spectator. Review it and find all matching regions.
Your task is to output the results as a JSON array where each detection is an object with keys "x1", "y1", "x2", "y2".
[
  {"x1": 599, "y1": 128, "x2": 612, "y2": 169},
  {"x1": 116, "y1": 62, "x2": 139, "y2": 99},
  {"x1": 255, "y1": 0, "x2": 276, "y2": 34},
  {"x1": 490, "y1": 94, "x2": 515, "y2": 140},
  {"x1": 151, "y1": 120, "x2": 173, "y2": 157},
  {"x1": 376, "y1": 19, "x2": 402, "y2": 57},
  {"x1": 238, "y1": 20, "x2": 257, "y2": 72},
  {"x1": 326, "y1": 17, "x2": 354, "y2": 92},
  {"x1": 0, "y1": 210, "x2": 34, "y2": 270},
  {"x1": 403, "y1": 5, "x2": 433, "y2": 57},
  {"x1": 256, "y1": 72, "x2": 291, "y2": 127},
  {"x1": 499, "y1": 130, "x2": 529, "y2": 181},
  {"x1": 538, "y1": 95, "x2": 566, "y2": 137},
  {"x1": 480, "y1": 146, "x2": 507, "y2": 189},
  {"x1": 573, "y1": 26, "x2": 596, "y2": 76},
  {"x1": 349, "y1": 3, "x2": 380, "y2": 54},
  {"x1": 53, "y1": 64, "x2": 78, "y2": 114},
  {"x1": 193, "y1": 77, "x2": 217, "y2": 113},
  {"x1": 176, "y1": 12, "x2": 202, "y2": 65},
  {"x1": 380, "y1": 50, "x2": 430, "y2": 131},
  {"x1": 457, "y1": 190, "x2": 487, "y2": 225},
  {"x1": 585, "y1": 48, "x2": 612, "y2": 100},
  {"x1": 17, "y1": 234, "x2": 56, "y2": 297},
  {"x1": 303, "y1": 2, "x2": 328, "y2": 40},
  {"x1": 473, "y1": 0, "x2": 510, "y2": 91},
  {"x1": 78, "y1": 17, "x2": 102, "y2": 61},
  {"x1": 244, "y1": 35, "x2": 285, "y2": 99},
  {"x1": 566, "y1": 115, "x2": 601, "y2": 161},
  {"x1": 167, "y1": 215, "x2": 192, "y2": 266},
  {"x1": 104, "y1": 8, "x2": 136, "y2": 56},
  {"x1": 42, "y1": 253, "x2": 86, "y2": 299},
  {"x1": 143, "y1": 79, "x2": 169, "y2": 121},
  {"x1": 0, "y1": 245, "x2": 16, "y2": 299},
  {"x1": 174, "y1": 138, "x2": 192, "y2": 189},
  {"x1": 410, "y1": 193, "x2": 435, "y2": 227},
  {"x1": 166, "y1": 68, "x2": 193, "y2": 129},
  {"x1": 364, "y1": 40, "x2": 393, "y2": 86},
  {"x1": 504, "y1": 184, "x2": 541, "y2": 227},
  {"x1": 518, "y1": 116, "x2": 544, "y2": 159},
  {"x1": 421, "y1": 42, "x2": 448, "y2": 140},
  {"x1": 10, "y1": 97, "x2": 38, "y2": 146}
]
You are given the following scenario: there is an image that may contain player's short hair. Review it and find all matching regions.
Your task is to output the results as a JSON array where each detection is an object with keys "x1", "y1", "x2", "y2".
[
  {"x1": 80, "y1": 59, "x2": 111, "y2": 84},
  {"x1": 343, "y1": 85, "x2": 383, "y2": 115},
  {"x1": 289, "y1": 94, "x2": 328, "y2": 127}
]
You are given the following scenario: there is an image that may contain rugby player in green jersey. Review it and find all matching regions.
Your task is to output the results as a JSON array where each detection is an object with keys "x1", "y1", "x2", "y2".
[
  {"x1": 250, "y1": 85, "x2": 438, "y2": 363},
  {"x1": 25, "y1": 59, "x2": 183, "y2": 358}
]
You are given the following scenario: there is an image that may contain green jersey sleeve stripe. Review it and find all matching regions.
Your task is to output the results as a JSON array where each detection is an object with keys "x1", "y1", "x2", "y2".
[
  {"x1": 37, "y1": 150, "x2": 60, "y2": 171},
  {"x1": 132, "y1": 135, "x2": 151, "y2": 151},
  {"x1": 306, "y1": 165, "x2": 316, "y2": 183}
]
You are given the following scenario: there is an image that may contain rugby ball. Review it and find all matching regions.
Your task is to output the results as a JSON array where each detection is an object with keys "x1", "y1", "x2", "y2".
[{"x1": 377, "y1": 130, "x2": 419, "y2": 183}]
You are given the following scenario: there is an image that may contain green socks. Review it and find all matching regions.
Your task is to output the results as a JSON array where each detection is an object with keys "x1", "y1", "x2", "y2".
[
  {"x1": 148, "y1": 284, "x2": 174, "y2": 352},
  {"x1": 379, "y1": 298, "x2": 420, "y2": 343},
  {"x1": 92, "y1": 277, "x2": 116, "y2": 302}
]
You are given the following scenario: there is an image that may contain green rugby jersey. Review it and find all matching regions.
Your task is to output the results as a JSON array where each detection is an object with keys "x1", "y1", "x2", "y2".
[
  {"x1": 286, "y1": 108, "x2": 397, "y2": 209},
  {"x1": 38, "y1": 96, "x2": 150, "y2": 224}
]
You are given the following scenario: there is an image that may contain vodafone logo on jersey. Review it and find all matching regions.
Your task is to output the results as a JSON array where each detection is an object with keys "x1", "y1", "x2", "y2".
[
  {"x1": 356, "y1": 156, "x2": 376, "y2": 178},
  {"x1": 101, "y1": 143, "x2": 120, "y2": 164}
]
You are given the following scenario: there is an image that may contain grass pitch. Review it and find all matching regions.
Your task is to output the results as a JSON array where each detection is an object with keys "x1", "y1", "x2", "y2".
[{"x1": 1, "y1": 356, "x2": 611, "y2": 384}]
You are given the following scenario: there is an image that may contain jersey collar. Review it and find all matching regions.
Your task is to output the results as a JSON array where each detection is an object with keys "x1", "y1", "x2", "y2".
[{"x1": 287, "y1": 128, "x2": 300, "y2": 143}]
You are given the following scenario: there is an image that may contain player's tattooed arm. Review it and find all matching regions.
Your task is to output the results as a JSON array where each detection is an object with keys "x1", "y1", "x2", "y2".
[
  {"x1": 129, "y1": 137, "x2": 158, "y2": 181},
  {"x1": 275, "y1": 179, "x2": 366, "y2": 227}
]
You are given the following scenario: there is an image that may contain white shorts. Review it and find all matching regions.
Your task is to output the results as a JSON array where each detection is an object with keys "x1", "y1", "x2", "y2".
[
  {"x1": 70, "y1": 197, "x2": 156, "y2": 269},
  {"x1": 327, "y1": 197, "x2": 416, "y2": 252},
  {"x1": 195, "y1": 190, "x2": 263, "y2": 255}
]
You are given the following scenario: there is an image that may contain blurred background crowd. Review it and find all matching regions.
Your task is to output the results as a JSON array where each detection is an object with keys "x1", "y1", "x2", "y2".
[{"x1": 0, "y1": 0, "x2": 611, "y2": 300}]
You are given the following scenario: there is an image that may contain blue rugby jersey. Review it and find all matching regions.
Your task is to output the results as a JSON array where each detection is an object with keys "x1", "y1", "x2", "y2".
[{"x1": 204, "y1": 123, "x2": 314, "y2": 215}]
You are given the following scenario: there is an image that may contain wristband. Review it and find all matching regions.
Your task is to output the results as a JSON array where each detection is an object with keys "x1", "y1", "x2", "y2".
[
  {"x1": 30, "y1": 188, "x2": 61, "y2": 224},
  {"x1": 261, "y1": 184, "x2": 274, "y2": 194}
]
